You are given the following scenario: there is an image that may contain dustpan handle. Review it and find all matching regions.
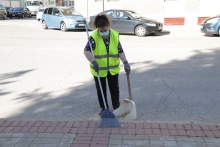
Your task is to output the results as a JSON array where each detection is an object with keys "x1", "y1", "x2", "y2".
[
  {"x1": 85, "y1": 22, "x2": 108, "y2": 109},
  {"x1": 127, "y1": 74, "x2": 132, "y2": 100}
]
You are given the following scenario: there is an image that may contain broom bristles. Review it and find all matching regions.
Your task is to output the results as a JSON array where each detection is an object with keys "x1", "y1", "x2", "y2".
[{"x1": 99, "y1": 109, "x2": 121, "y2": 127}]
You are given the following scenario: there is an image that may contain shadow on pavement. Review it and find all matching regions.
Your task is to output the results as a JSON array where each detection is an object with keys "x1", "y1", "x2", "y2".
[
  {"x1": 3, "y1": 47, "x2": 220, "y2": 125},
  {"x1": 0, "y1": 69, "x2": 35, "y2": 97}
]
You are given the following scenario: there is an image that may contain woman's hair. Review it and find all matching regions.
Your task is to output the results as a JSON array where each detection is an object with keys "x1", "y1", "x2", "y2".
[{"x1": 93, "y1": 14, "x2": 111, "y2": 29}]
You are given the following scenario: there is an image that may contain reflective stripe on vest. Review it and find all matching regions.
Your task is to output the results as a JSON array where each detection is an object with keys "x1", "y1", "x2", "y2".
[{"x1": 90, "y1": 29, "x2": 120, "y2": 77}]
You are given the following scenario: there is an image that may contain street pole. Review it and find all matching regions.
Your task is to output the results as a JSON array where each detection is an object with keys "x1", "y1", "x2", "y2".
[
  {"x1": 87, "y1": 0, "x2": 88, "y2": 18},
  {"x1": 103, "y1": 0, "x2": 104, "y2": 11}
]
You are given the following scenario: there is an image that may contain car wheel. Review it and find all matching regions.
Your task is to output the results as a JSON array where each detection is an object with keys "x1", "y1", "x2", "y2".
[
  {"x1": 42, "y1": 20, "x2": 48, "y2": 29},
  {"x1": 29, "y1": 14, "x2": 32, "y2": 18},
  {"x1": 135, "y1": 25, "x2": 147, "y2": 37},
  {"x1": 22, "y1": 14, "x2": 24, "y2": 18},
  {"x1": 218, "y1": 27, "x2": 220, "y2": 36},
  {"x1": 60, "y1": 22, "x2": 67, "y2": 32},
  {"x1": 3, "y1": 14, "x2": 7, "y2": 20}
]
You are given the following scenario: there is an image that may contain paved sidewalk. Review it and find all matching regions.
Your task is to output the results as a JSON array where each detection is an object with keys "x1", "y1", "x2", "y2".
[{"x1": 1, "y1": 120, "x2": 220, "y2": 147}]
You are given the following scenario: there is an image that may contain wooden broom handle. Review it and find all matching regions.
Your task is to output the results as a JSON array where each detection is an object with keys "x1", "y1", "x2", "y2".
[{"x1": 126, "y1": 74, "x2": 132, "y2": 100}]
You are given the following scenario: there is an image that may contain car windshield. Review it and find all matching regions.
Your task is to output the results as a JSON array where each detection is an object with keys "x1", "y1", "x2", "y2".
[
  {"x1": 27, "y1": 1, "x2": 40, "y2": 6},
  {"x1": 39, "y1": 8, "x2": 45, "y2": 12},
  {"x1": 5, "y1": 7, "x2": 12, "y2": 10},
  {"x1": 60, "y1": 7, "x2": 81, "y2": 16},
  {"x1": 13, "y1": 7, "x2": 22, "y2": 11},
  {"x1": 125, "y1": 10, "x2": 143, "y2": 19}
]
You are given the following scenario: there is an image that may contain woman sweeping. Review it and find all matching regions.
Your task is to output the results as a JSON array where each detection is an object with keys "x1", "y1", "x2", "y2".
[{"x1": 84, "y1": 14, "x2": 130, "y2": 116}]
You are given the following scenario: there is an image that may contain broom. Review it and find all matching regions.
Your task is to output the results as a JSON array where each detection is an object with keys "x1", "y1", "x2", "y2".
[{"x1": 82, "y1": 18, "x2": 121, "y2": 127}]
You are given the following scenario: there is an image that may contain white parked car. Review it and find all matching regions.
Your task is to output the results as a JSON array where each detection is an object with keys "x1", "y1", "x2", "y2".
[{"x1": 36, "y1": 7, "x2": 46, "y2": 21}]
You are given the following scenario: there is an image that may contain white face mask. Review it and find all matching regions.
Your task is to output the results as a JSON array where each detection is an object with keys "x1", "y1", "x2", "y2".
[{"x1": 99, "y1": 30, "x2": 109, "y2": 37}]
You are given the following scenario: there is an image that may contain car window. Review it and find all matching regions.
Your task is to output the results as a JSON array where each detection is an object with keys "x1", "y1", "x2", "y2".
[
  {"x1": 44, "y1": 8, "x2": 48, "y2": 14},
  {"x1": 106, "y1": 11, "x2": 115, "y2": 18},
  {"x1": 60, "y1": 7, "x2": 81, "y2": 16},
  {"x1": 48, "y1": 8, "x2": 53, "y2": 15},
  {"x1": 116, "y1": 11, "x2": 128, "y2": 19},
  {"x1": 39, "y1": 8, "x2": 45, "y2": 12},
  {"x1": 125, "y1": 10, "x2": 142, "y2": 19},
  {"x1": 115, "y1": 11, "x2": 125, "y2": 18},
  {"x1": 13, "y1": 7, "x2": 22, "y2": 11},
  {"x1": 53, "y1": 8, "x2": 60, "y2": 15}
]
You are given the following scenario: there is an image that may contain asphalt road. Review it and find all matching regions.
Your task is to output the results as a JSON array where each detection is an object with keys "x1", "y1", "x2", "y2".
[{"x1": 0, "y1": 17, "x2": 220, "y2": 125}]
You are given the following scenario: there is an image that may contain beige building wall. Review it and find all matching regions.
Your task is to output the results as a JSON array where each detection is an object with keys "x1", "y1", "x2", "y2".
[{"x1": 73, "y1": 0, "x2": 220, "y2": 26}]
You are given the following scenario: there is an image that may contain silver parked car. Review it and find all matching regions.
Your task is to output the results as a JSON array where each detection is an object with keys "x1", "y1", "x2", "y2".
[
  {"x1": 36, "y1": 7, "x2": 47, "y2": 21},
  {"x1": 0, "y1": 4, "x2": 7, "y2": 19}
]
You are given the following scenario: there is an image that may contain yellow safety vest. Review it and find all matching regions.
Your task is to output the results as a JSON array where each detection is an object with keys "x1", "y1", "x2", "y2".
[{"x1": 90, "y1": 29, "x2": 120, "y2": 77}]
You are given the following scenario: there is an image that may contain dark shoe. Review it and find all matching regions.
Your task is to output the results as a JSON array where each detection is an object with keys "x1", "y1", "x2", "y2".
[
  {"x1": 99, "y1": 108, "x2": 105, "y2": 116},
  {"x1": 113, "y1": 105, "x2": 119, "y2": 110}
]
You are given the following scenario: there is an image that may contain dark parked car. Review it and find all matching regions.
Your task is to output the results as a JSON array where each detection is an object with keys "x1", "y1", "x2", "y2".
[
  {"x1": 9, "y1": 7, "x2": 32, "y2": 18},
  {"x1": 201, "y1": 14, "x2": 220, "y2": 36},
  {"x1": 5, "y1": 6, "x2": 13, "y2": 17},
  {"x1": 0, "y1": 4, "x2": 7, "y2": 19},
  {"x1": 88, "y1": 9, "x2": 163, "y2": 37}
]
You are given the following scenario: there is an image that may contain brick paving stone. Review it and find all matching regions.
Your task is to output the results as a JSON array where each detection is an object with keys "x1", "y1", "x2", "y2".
[
  {"x1": 88, "y1": 122, "x2": 97, "y2": 128},
  {"x1": 32, "y1": 137, "x2": 48, "y2": 143},
  {"x1": 176, "y1": 124, "x2": 184, "y2": 130},
  {"x1": 145, "y1": 129, "x2": 152, "y2": 135},
  {"x1": 167, "y1": 124, "x2": 176, "y2": 130},
  {"x1": 144, "y1": 123, "x2": 151, "y2": 129},
  {"x1": 49, "y1": 122, "x2": 59, "y2": 127},
  {"x1": 110, "y1": 134, "x2": 122, "y2": 139},
  {"x1": 192, "y1": 124, "x2": 201, "y2": 130},
  {"x1": 200, "y1": 125, "x2": 211, "y2": 131},
  {"x1": 1, "y1": 121, "x2": 220, "y2": 147},
  {"x1": 65, "y1": 122, "x2": 74, "y2": 128},
  {"x1": 3, "y1": 127, "x2": 14, "y2": 133},
  {"x1": 10, "y1": 121, "x2": 21, "y2": 127},
  {"x1": 203, "y1": 137, "x2": 219, "y2": 143},
  {"x1": 164, "y1": 140, "x2": 178, "y2": 146},
  {"x1": 161, "y1": 136, "x2": 176, "y2": 141},
  {"x1": 17, "y1": 121, "x2": 28, "y2": 127},
  {"x1": 136, "y1": 123, "x2": 144, "y2": 129},
  {"x1": 18, "y1": 137, "x2": 35, "y2": 144},
  {"x1": 170, "y1": 129, "x2": 179, "y2": 136},
  {"x1": 177, "y1": 129, "x2": 187, "y2": 136},
  {"x1": 152, "y1": 129, "x2": 160, "y2": 135},
  {"x1": 206, "y1": 143, "x2": 220, "y2": 147},
  {"x1": 127, "y1": 123, "x2": 136, "y2": 129},
  {"x1": 152, "y1": 123, "x2": 159, "y2": 129},
  {"x1": 213, "y1": 131, "x2": 220, "y2": 138},
  {"x1": 209, "y1": 125, "x2": 219, "y2": 131},
  {"x1": 57, "y1": 121, "x2": 67, "y2": 127},
  {"x1": 161, "y1": 129, "x2": 170, "y2": 136},
  {"x1": 204, "y1": 131, "x2": 215, "y2": 137},
  {"x1": 189, "y1": 136, "x2": 204, "y2": 142},
  {"x1": 160, "y1": 123, "x2": 168, "y2": 129},
  {"x1": 12, "y1": 127, "x2": 22, "y2": 132}
]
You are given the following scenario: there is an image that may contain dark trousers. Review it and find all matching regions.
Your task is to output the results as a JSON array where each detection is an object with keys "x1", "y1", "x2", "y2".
[{"x1": 94, "y1": 72, "x2": 120, "y2": 110}]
